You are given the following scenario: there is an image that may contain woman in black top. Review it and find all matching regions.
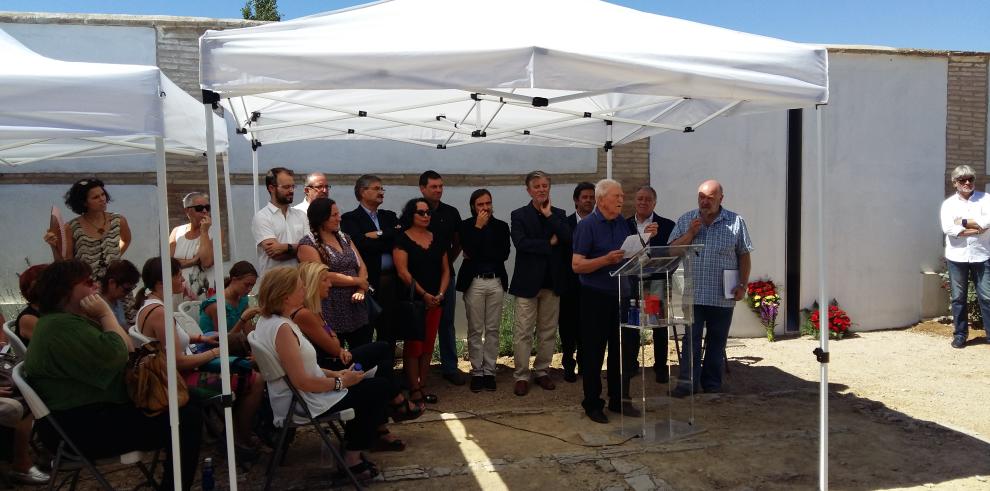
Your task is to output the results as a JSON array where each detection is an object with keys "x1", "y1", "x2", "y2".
[
  {"x1": 456, "y1": 189, "x2": 511, "y2": 392},
  {"x1": 14, "y1": 264, "x2": 47, "y2": 347},
  {"x1": 394, "y1": 198, "x2": 449, "y2": 408}
]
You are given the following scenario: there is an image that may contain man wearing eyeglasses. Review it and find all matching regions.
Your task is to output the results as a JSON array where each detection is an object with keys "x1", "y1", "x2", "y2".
[
  {"x1": 940, "y1": 165, "x2": 990, "y2": 349},
  {"x1": 252, "y1": 167, "x2": 308, "y2": 275},
  {"x1": 293, "y1": 172, "x2": 330, "y2": 214}
]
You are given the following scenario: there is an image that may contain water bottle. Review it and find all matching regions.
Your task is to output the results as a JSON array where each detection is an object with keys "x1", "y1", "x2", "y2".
[
  {"x1": 352, "y1": 363, "x2": 363, "y2": 372},
  {"x1": 201, "y1": 457, "x2": 215, "y2": 491},
  {"x1": 627, "y1": 299, "x2": 640, "y2": 326}
]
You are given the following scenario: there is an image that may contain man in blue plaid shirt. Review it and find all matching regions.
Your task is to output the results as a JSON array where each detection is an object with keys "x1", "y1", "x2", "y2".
[{"x1": 669, "y1": 179, "x2": 753, "y2": 397}]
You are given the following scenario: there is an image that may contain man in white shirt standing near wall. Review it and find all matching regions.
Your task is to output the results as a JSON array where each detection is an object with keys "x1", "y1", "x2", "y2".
[
  {"x1": 940, "y1": 164, "x2": 990, "y2": 348},
  {"x1": 252, "y1": 167, "x2": 308, "y2": 276}
]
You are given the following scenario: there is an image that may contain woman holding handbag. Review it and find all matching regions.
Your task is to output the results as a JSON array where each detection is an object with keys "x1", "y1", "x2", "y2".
[
  {"x1": 394, "y1": 198, "x2": 449, "y2": 409},
  {"x1": 297, "y1": 198, "x2": 372, "y2": 348}
]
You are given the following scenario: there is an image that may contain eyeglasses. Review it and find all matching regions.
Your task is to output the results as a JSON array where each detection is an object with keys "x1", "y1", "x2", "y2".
[
  {"x1": 414, "y1": 210, "x2": 432, "y2": 217},
  {"x1": 306, "y1": 184, "x2": 331, "y2": 191},
  {"x1": 956, "y1": 176, "x2": 975, "y2": 184},
  {"x1": 277, "y1": 184, "x2": 296, "y2": 190},
  {"x1": 364, "y1": 185, "x2": 385, "y2": 192},
  {"x1": 187, "y1": 204, "x2": 211, "y2": 212},
  {"x1": 120, "y1": 283, "x2": 136, "y2": 293}
]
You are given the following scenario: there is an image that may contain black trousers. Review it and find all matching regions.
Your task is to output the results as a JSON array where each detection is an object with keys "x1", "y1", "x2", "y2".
[
  {"x1": 558, "y1": 289, "x2": 582, "y2": 373},
  {"x1": 337, "y1": 325, "x2": 375, "y2": 350},
  {"x1": 372, "y1": 270, "x2": 400, "y2": 347},
  {"x1": 320, "y1": 341, "x2": 400, "y2": 400},
  {"x1": 42, "y1": 398, "x2": 203, "y2": 491},
  {"x1": 319, "y1": 377, "x2": 391, "y2": 451},
  {"x1": 579, "y1": 288, "x2": 638, "y2": 413}
]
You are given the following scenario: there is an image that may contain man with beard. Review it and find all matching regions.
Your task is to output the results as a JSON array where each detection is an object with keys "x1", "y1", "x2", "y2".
[{"x1": 252, "y1": 167, "x2": 308, "y2": 275}]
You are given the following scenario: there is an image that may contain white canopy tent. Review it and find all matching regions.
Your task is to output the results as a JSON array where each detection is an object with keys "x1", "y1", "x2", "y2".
[
  {"x1": 200, "y1": 0, "x2": 831, "y2": 488},
  {"x1": 0, "y1": 27, "x2": 235, "y2": 490}
]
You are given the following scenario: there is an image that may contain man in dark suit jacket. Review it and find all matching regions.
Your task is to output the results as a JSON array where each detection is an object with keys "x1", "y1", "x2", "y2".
[
  {"x1": 627, "y1": 185, "x2": 677, "y2": 383},
  {"x1": 559, "y1": 182, "x2": 596, "y2": 383},
  {"x1": 341, "y1": 174, "x2": 401, "y2": 344},
  {"x1": 508, "y1": 171, "x2": 572, "y2": 396}
]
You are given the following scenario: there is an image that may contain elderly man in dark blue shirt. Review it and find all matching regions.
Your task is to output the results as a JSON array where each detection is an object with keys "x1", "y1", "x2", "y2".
[{"x1": 571, "y1": 179, "x2": 640, "y2": 424}]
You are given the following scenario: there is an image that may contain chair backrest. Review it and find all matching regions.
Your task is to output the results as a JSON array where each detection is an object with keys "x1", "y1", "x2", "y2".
[
  {"x1": 128, "y1": 325, "x2": 153, "y2": 346},
  {"x1": 173, "y1": 310, "x2": 203, "y2": 338},
  {"x1": 12, "y1": 362, "x2": 50, "y2": 419},
  {"x1": 2, "y1": 320, "x2": 27, "y2": 359},
  {"x1": 246, "y1": 331, "x2": 286, "y2": 382}
]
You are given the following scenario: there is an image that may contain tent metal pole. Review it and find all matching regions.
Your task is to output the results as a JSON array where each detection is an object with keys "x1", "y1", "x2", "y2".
[
  {"x1": 153, "y1": 136, "x2": 183, "y2": 491},
  {"x1": 606, "y1": 121, "x2": 614, "y2": 179},
  {"x1": 204, "y1": 101, "x2": 240, "y2": 490},
  {"x1": 221, "y1": 152, "x2": 237, "y2": 259},
  {"x1": 252, "y1": 148, "x2": 260, "y2": 216},
  {"x1": 815, "y1": 104, "x2": 828, "y2": 491},
  {"x1": 79, "y1": 137, "x2": 203, "y2": 157}
]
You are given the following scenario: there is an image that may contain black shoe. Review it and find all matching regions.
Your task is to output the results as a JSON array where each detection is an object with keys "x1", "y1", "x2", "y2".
[
  {"x1": 469, "y1": 376, "x2": 484, "y2": 392},
  {"x1": 483, "y1": 375, "x2": 496, "y2": 391},
  {"x1": 443, "y1": 369, "x2": 467, "y2": 386},
  {"x1": 654, "y1": 371, "x2": 669, "y2": 384},
  {"x1": 951, "y1": 336, "x2": 966, "y2": 349},
  {"x1": 563, "y1": 370, "x2": 578, "y2": 383},
  {"x1": 608, "y1": 402, "x2": 641, "y2": 417},
  {"x1": 670, "y1": 385, "x2": 693, "y2": 398},
  {"x1": 586, "y1": 409, "x2": 609, "y2": 424}
]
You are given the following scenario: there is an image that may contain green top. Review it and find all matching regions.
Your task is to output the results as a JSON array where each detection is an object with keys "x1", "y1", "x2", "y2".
[{"x1": 24, "y1": 312, "x2": 130, "y2": 411}]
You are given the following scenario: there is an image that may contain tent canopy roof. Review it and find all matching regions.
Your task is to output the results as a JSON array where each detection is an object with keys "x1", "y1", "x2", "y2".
[
  {"x1": 0, "y1": 28, "x2": 228, "y2": 166},
  {"x1": 200, "y1": 0, "x2": 827, "y2": 149}
]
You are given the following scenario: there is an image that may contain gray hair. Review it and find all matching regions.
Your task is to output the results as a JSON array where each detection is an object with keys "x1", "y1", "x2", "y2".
[
  {"x1": 951, "y1": 165, "x2": 975, "y2": 182},
  {"x1": 595, "y1": 179, "x2": 622, "y2": 201},
  {"x1": 305, "y1": 172, "x2": 326, "y2": 186},
  {"x1": 636, "y1": 185, "x2": 657, "y2": 201},
  {"x1": 182, "y1": 192, "x2": 209, "y2": 208},
  {"x1": 524, "y1": 170, "x2": 551, "y2": 187},
  {"x1": 354, "y1": 174, "x2": 381, "y2": 201}
]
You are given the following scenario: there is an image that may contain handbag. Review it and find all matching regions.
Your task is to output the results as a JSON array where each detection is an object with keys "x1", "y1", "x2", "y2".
[
  {"x1": 396, "y1": 280, "x2": 426, "y2": 341},
  {"x1": 365, "y1": 294, "x2": 383, "y2": 323},
  {"x1": 125, "y1": 340, "x2": 190, "y2": 416}
]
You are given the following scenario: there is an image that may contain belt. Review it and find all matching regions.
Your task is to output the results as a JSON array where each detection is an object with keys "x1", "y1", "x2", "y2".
[{"x1": 475, "y1": 272, "x2": 497, "y2": 279}]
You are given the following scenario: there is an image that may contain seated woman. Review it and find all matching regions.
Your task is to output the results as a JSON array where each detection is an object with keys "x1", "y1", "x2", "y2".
[
  {"x1": 136, "y1": 257, "x2": 264, "y2": 458},
  {"x1": 14, "y1": 264, "x2": 47, "y2": 347},
  {"x1": 24, "y1": 260, "x2": 202, "y2": 490},
  {"x1": 98, "y1": 259, "x2": 140, "y2": 328},
  {"x1": 294, "y1": 263, "x2": 421, "y2": 439},
  {"x1": 200, "y1": 261, "x2": 261, "y2": 335},
  {"x1": 254, "y1": 267, "x2": 393, "y2": 480},
  {"x1": 0, "y1": 330, "x2": 48, "y2": 485}
]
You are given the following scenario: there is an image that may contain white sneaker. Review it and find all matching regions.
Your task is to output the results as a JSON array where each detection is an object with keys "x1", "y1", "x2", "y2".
[{"x1": 9, "y1": 465, "x2": 50, "y2": 485}]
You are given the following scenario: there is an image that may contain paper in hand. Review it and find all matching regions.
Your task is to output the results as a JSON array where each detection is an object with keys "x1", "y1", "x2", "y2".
[
  {"x1": 620, "y1": 233, "x2": 649, "y2": 258},
  {"x1": 723, "y1": 269, "x2": 739, "y2": 299}
]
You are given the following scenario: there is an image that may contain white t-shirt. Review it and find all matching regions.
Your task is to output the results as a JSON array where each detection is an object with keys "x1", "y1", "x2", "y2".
[
  {"x1": 171, "y1": 223, "x2": 215, "y2": 297},
  {"x1": 252, "y1": 202, "x2": 308, "y2": 275},
  {"x1": 941, "y1": 191, "x2": 990, "y2": 263},
  {"x1": 292, "y1": 200, "x2": 311, "y2": 214},
  {"x1": 633, "y1": 213, "x2": 654, "y2": 236},
  {"x1": 254, "y1": 315, "x2": 346, "y2": 426}
]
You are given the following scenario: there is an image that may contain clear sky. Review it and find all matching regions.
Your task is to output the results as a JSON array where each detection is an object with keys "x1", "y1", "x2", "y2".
[{"x1": 1, "y1": 0, "x2": 987, "y2": 52}]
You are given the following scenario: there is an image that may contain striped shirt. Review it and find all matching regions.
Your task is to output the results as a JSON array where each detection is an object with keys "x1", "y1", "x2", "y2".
[{"x1": 670, "y1": 208, "x2": 754, "y2": 308}]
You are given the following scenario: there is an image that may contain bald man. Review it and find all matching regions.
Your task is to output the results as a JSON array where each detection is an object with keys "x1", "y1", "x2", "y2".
[
  {"x1": 669, "y1": 179, "x2": 753, "y2": 397},
  {"x1": 293, "y1": 172, "x2": 330, "y2": 214}
]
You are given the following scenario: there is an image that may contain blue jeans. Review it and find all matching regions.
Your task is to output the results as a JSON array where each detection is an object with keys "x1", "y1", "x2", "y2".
[
  {"x1": 437, "y1": 271, "x2": 459, "y2": 374},
  {"x1": 676, "y1": 304, "x2": 734, "y2": 392},
  {"x1": 947, "y1": 259, "x2": 990, "y2": 339}
]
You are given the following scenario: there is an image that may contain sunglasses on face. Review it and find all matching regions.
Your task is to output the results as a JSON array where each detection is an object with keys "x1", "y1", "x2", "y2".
[
  {"x1": 956, "y1": 177, "x2": 975, "y2": 184},
  {"x1": 187, "y1": 205, "x2": 211, "y2": 212},
  {"x1": 414, "y1": 210, "x2": 432, "y2": 217}
]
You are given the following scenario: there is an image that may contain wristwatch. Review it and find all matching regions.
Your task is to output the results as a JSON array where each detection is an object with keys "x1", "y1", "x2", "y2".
[
  {"x1": 286, "y1": 243, "x2": 295, "y2": 255},
  {"x1": 963, "y1": 219, "x2": 969, "y2": 227},
  {"x1": 376, "y1": 230, "x2": 383, "y2": 237}
]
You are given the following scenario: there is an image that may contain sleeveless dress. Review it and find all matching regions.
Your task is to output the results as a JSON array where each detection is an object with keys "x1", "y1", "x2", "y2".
[
  {"x1": 171, "y1": 223, "x2": 215, "y2": 299},
  {"x1": 70, "y1": 212, "x2": 122, "y2": 282},
  {"x1": 299, "y1": 232, "x2": 369, "y2": 334}
]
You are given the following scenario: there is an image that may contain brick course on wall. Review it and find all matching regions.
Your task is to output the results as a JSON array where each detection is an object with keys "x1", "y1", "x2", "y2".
[{"x1": 945, "y1": 54, "x2": 989, "y2": 194}]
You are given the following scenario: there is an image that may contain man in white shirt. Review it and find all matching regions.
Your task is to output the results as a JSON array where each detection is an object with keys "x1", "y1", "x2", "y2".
[
  {"x1": 293, "y1": 172, "x2": 330, "y2": 214},
  {"x1": 940, "y1": 165, "x2": 990, "y2": 348},
  {"x1": 252, "y1": 167, "x2": 308, "y2": 275}
]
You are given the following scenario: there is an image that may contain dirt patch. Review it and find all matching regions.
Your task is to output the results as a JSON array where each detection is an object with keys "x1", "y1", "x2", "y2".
[{"x1": 57, "y1": 325, "x2": 990, "y2": 490}]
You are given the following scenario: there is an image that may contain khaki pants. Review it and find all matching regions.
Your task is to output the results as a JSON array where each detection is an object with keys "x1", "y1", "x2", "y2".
[
  {"x1": 513, "y1": 289, "x2": 560, "y2": 381},
  {"x1": 464, "y1": 277, "x2": 504, "y2": 376}
]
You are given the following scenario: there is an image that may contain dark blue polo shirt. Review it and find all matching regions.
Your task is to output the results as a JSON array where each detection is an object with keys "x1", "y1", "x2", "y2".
[{"x1": 572, "y1": 208, "x2": 634, "y2": 294}]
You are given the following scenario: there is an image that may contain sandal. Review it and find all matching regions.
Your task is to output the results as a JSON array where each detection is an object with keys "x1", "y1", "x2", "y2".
[
  {"x1": 371, "y1": 429, "x2": 406, "y2": 452},
  {"x1": 418, "y1": 386, "x2": 439, "y2": 404},
  {"x1": 409, "y1": 388, "x2": 437, "y2": 410},
  {"x1": 333, "y1": 459, "x2": 379, "y2": 482},
  {"x1": 388, "y1": 396, "x2": 424, "y2": 423}
]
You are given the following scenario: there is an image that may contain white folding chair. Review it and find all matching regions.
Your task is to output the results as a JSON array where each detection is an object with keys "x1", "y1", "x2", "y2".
[
  {"x1": 2, "y1": 320, "x2": 27, "y2": 359},
  {"x1": 246, "y1": 331, "x2": 360, "y2": 490},
  {"x1": 128, "y1": 325, "x2": 153, "y2": 347},
  {"x1": 176, "y1": 301, "x2": 204, "y2": 337},
  {"x1": 12, "y1": 363, "x2": 160, "y2": 491}
]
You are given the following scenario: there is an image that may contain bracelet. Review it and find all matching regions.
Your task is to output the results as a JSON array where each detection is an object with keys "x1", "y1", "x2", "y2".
[{"x1": 333, "y1": 377, "x2": 342, "y2": 391}]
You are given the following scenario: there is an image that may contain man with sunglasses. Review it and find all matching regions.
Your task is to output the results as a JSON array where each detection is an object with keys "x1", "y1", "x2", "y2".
[
  {"x1": 252, "y1": 167, "x2": 308, "y2": 275},
  {"x1": 293, "y1": 172, "x2": 330, "y2": 214},
  {"x1": 940, "y1": 165, "x2": 990, "y2": 348}
]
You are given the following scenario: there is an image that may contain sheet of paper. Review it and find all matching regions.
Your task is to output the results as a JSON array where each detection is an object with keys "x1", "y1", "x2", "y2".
[
  {"x1": 723, "y1": 269, "x2": 739, "y2": 299},
  {"x1": 49, "y1": 206, "x2": 67, "y2": 258},
  {"x1": 620, "y1": 233, "x2": 649, "y2": 258},
  {"x1": 362, "y1": 365, "x2": 378, "y2": 379}
]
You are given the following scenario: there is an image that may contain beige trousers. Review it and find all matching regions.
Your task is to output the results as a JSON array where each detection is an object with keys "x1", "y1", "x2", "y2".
[{"x1": 513, "y1": 289, "x2": 560, "y2": 381}]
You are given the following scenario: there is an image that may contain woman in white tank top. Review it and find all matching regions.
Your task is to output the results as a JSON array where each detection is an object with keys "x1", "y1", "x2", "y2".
[{"x1": 169, "y1": 192, "x2": 215, "y2": 299}]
